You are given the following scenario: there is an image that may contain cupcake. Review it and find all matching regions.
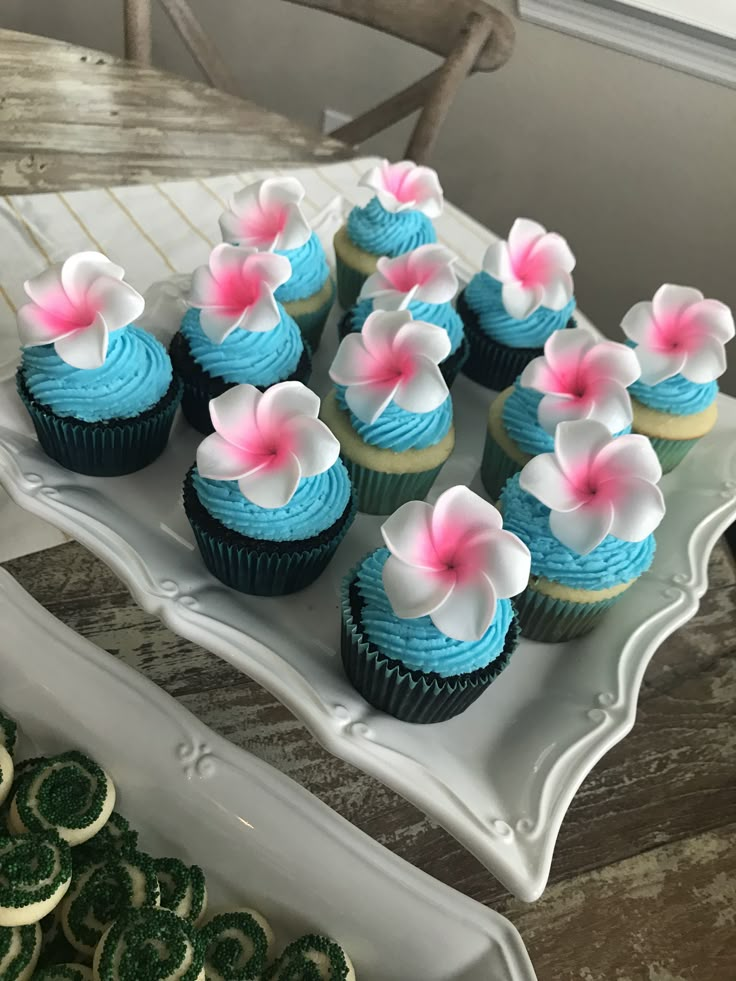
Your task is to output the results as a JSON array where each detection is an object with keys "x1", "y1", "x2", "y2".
[
  {"x1": 15, "y1": 251, "x2": 181, "y2": 476},
  {"x1": 459, "y1": 218, "x2": 577, "y2": 390},
  {"x1": 334, "y1": 159, "x2": 443, "y2": 309},
  {"x1": 502, "y1": 418, "x2": 666, "y2": 642},
  {"x1": 338, "y1": 244, "x2": 468, "y2": 386},
  {"x1": 184, "y1": 381, "x2": 355, "y2": 595},
  {"x1": 481, "y1": 325, "x2": 640, "y2": 501},
  {"x1": 170, "y1": 244, "x2": 311, "y2": 434},
  {"x1": 621, "y1": 284, "x2": 734, "y2": 472},
  {"x1": 341, "y1": 486, "x2": 530, "y2": 723},
  {"x1": 218, "y1": 176, "x2": 335, "y2": 351},
  {"x1": 322, "y1": 309, "x2": 455, "y2": 514}
]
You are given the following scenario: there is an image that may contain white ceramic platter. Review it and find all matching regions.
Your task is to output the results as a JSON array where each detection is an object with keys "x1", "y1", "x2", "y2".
[
  {"x1": 0, "y1": 566, "x2": 536, "y2": 981},
  {"x1": 1, "y1": 205, "x2": 736, "y2": 902}
]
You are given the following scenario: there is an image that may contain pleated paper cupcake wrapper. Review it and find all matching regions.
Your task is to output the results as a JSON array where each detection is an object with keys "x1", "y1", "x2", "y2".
[
  {"x1": 646, "y1": 434, "x2": 701, "y2": 474},
  {"x1": 285, "y1": 279, "x2": 335, "y2": 352},
  {"x1": 335, "y1": 255, "x2": 371, "y2": 311},
  {"x1": 186, "y1": 496, "x2": 357, "y2": 596},
  {"x1": 340, "y1": 573, "x2": 520, "y2": 723},
  {"x1": 17, "y1": 373, "x2": 182, "y2": 477},
  {"x1": 177, "y1": 351, "x2": 313, "y2": 436},
  {"x1": 480, "y1": 429, "x2": 524, "y2": 503},
  {"x1": 345, "y1": 458, "x2": 445, "y2": 515},
  {"x1": 514, "y1": 584, "x2": 624, "y2": 643}
]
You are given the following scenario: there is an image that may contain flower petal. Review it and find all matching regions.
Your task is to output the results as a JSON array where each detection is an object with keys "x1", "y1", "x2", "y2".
[
  {"x1": 606, "y1": 476, "x2": 665, "y2": 541},
  {"x1": 189, "y1": 266, "x2": 217, "y2": 308},
  {"x1": 209, "y1": 243, "x2": 253, "y2": 281},
  {"x1": 196, "y1": 431, "x2": 264, "y2": 480},
  {"x1": 344, "y1": 380, "x2": 398, "y2": 424},
  {"x1": 359, "y1": 267, "x2": 392, "y2": 299},
  {"x1": 408, "y1": 244, "x2": 458, "y2": 304},
  {"x1": 209, "y1": 384, "x2": 262, "y2": 451},
  {"x1": 537, "y1": 392, "x2": 586, "y2": 434},
  {"x1": 23, "y1": 264, "x2": 65, "y2": 310},
  {"x1": 620, "y1": 301, "x2": 654, "y2": 344},
  {"x1": 54, "y1": 314, "x2": 108, "y2": 369},
  {"x1": 16, "y1": 302, "x2": 77, "y2": 347},
  {"x1": 482, "y1": 240, "x2": 513, "y2": 283},
  {"x1": 583, "y1": 340, "x2": 641, "y2": 387},
  {"x1": 430, "y1": 573, "x2": 497, "y2": 642},
  {"x1": 461, "y1": 527, "x2": 531, "y2": 599},
  {"x1": 361, "y1": 309, "x2": 411, "y2": 359},
  {"x1": 431, "y1": 485, "x2": 503, "y2": 550},
  {"x1": 199, "y1": 307, "x2": 243, "y2": 344},
  {"x1": 594, "y1": 432, "x2": 662, "y2": 484},
  {"x1": 382, "y1": 554, "x2": 451, "y2": 618},
  {"x1": 240, "y1": 288, "x2": 282, "y2": 333},
  {"x1": 583, "y1": 379, "x2": 634, "y2": 433},
  {"x1": 681, "y1": 335, "x2": 728, "y2": 383},
  {"x1": 634, "y1": 345, "x2": 684, "y2": 385},
  {"x1": 528, "y1": 231, "x2": 576, "y2": 274},
  {"x1": 682, "y1": 299, "x2": 735, "y2": 344},
  {"x1": 381, "y1": 499, "x2": 441, "y2": 570},
  {"x1": 258, "y1": 380, "x2": 320, "y2": 427},
  {"x1": 287, "y1": 416, "x2": 340, "y2": 477},
  {"x1": 218, "y1": 209, "x2": 242, "y2": 245},
  {"x1": 502, "y1": 282, "x2": 544, "y2": 320},
  {"x1": 61, "y1": 252, "x2": 124, "y2": 305},
  {"x1": 394, "y1": 319, "x2": 451, "y2": 366},
  {"x1": 401, "y1": 165, "x2": 444, "y2": 218},
  {"x1": 555, "y1": 418, "x2": 612, "y2": 483},
  {"x1": 652, "y1": 283, "x2": 704, "y2": 323},
  {"x1": 393, "y1": 356, "x2": 449, "y2": 414},
  {"x1": 260, "y1": 176, "x2": 305, "y2": 209},
  {"x1": 540, "y1": 270, "x2": 574, "y2": 312},
  {"x1": 519, "y1": 355, "x2": 561, "y2": 394},
  {"x1": 550, "y1": 502, "x2": 614, "y2": 555},
  {"x1": 507, "y1": 218, "x2": 547, "y2": 260},
  {"x1": 238, "y1": 451, "x2": 302, "y2": 509},
  {"x1": 329, "y1": 333, "x2": 374, "y2": 387},
  {"x1": 243, "y1": 252, "x2": 292, "y2": 291},
  {"x1": 519, "y1": 452, "x2": 582, "y2": 512},
  {"x1": 86, "y1": 276, "x2": 145, "y2": 332}
]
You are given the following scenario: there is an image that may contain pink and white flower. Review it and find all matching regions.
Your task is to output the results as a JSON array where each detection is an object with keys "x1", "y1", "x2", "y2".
[
  {"x1": 218, "y1": 177, "x2": 311, "y2": 252},
  {"x1": 189, "y1": 244, "x2": 291, "y2": 344},
  {"x1": 359, "y1": 244, "x2": 458, "y2": 311},
  {"x1": 360, "y1": 159, "x2": 443, "y2": 218},
  {"x1": 621, "y1": 284, "x2": 734, "y2": 385},
  {"x1": 197, "y1": 381, "x2": 339, "y2": 509},
  {"x1": 519, "y1": 419, "x2": 665, "y2": 555},
  {"x1": 381, "y1": 486, "x2": 531, "y2": 641},
  {"x1": 520, "y1": 325, "x2": 640, "y2": 435},
  {"x1": 329, "y1": 309, "x2": 450, "y2": 423},
  {"x1": 16, "y1": 251, "x2": 144, "y2": 369},
  {"x1": 483, "y1": 218, "x2": 576, "y2": 321}
]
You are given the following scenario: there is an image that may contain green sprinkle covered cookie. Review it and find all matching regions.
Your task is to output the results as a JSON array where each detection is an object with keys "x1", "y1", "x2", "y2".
[
  {"x1": 8, "y1": 751, "x2": 115, "y2": 846},
  {"x1": 73, "y1": 813, "x2": 139, "y2": 872},
  {"x1": 0, "y1": 921, "x2": 42, "y2": 980},
  {"x1": 154, "y1": 858, "x2": 207, "y2": 926},
  {"x1": 34, "y1": 965, "x2": 94, "y2": 980},
  {"x1": 200, "y1": 908, "x2": 274, "y2": 980},
  {"x1": 0, "y1": 710, "x2": 18, "y2": 758},
  {"x1": 265, "y1": 934, "x2": 355, "y2": 980},
  {"x1": 0, "y1": 832, "x2": 72, "y2": 927},
  {"x1": 93, "y1": 906, "x2": 205, "y2": 981},
  {"x1": 0, "y1": 744, "x2": 13, "y2": 809}
]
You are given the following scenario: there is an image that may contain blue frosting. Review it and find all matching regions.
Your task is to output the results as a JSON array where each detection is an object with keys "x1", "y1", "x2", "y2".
[
  {"x1": 20, "y1": 326, "x2": 173, "y2": 422},
  {"x1": 275, "y1": 232, "x2": 330, "y2": 304},
  {"x1": 191, "y1": 459, "x2": 351, "y2": 542},
  {"x1": 346, "y1": 198, "x2": 437, "y2": 258},
  {"x1": 355, "y1": 548, "x2": 512, "y2": 678},
  {"x1": 500, "y1": 473, "x2": 655, "y2": 590},
  {"x1": 629, "y1": 371, "x2": 718, "y2": 417},
  {"x1": 335, "y1": 385, "x2": 452, "y2": 451},
  {"x1": 464, "y1": 272, "x2": 575, "y2": 348},
  {"x1": 501, "y1": 380, "x2": 631, "y2": 457},
  {"x1": 179, "y1": 307, "x2": 303, "y2": 386},
  {"x1": 349, "y1": 297, "x2": 464, "y2": 355}
]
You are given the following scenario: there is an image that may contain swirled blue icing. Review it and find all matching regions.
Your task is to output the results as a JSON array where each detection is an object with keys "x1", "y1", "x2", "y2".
[
  {"x1": 355, "y1": 548, "x2": 512, "y2": 678},
  {"x1": 349, "y1": 297, "x2": 464, "y2": 354},
  {"x1": 500, "y1": 473, "x2": 655, "y2": 590},
  {"x1": 20, "y1": 326, "x2": 172, "y2": 422},
  {"x1": 346, "y1": 198, "x2": 437, "y2": 257},
  {"x1": 275, "y1": 232, "x2": 330, "y2": 304},
  {"x1": 179, "y1": 307, "x2": 303, "y2": 386},
  {"x1": 335, "y1": 385, "x2": 452, "y2": 451},
  {"x1": 192, "y1": 459, "x2": 351, "y2": 542},
  {"x1": 501, "y1": 380, "x2": 631, "y2": 457},
  {"x1": 464, "y1": 272, "x2": 575, "y2": 348},
  {"x1": 629, "y1": 370, "x2": 717, "y2": 417}
]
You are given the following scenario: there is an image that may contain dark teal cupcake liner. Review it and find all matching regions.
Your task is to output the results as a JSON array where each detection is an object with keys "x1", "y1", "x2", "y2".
[
  {"x1": 340, "y1": 566, "x2": 520, "y2": 723},
  {"x1": 458, "y1": 290, "x2": 576, "y2": 391},
  {"x1": 344, "y1": 458, "x2": 445, "y2": 515},
  {"x1": 645, "y1": 434, "x2": 701, "y2": 474},
  {"x1": 183, "y1": 469, "x2": 357, "y2": 596},
  {"x1": 285, "y1": 278, "x2": 335, "y2": 352},
  {"x1": 16, "y1": 371, "x2": 182, "y2": 477},
  {"x1": 514, "y1": 584, "x2": 624, "y2": 642},
  {"x1": 170, "y1": 331, "x2": 312, "y2": 435},
  {"x1": 335, "y1": 254, "x2": 372, "y2": 311},
  {"x1": 480, "y1": 428, "x2": 524, "y2": 503}
]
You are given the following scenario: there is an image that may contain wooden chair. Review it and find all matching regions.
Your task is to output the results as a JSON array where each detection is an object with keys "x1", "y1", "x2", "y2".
[{"x1": 123, "y1": 0, "x2": 515, "y2": 163}]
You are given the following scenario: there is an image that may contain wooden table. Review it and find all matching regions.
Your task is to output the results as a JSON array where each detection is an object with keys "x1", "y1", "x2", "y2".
[
  {"x1": 5, "y1": 539, "x2": 735, "y2": 980},
  {"x1": 0, "y1": 28, "x2": 350, "y2": 194}
]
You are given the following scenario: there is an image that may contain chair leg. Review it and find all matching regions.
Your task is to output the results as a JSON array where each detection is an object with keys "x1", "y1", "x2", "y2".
[
  {"x1": 124, "y1": 0, "x2": 153, "y2": 64},
  {"x1": 332, "y1": 69, "x2": 442, "y2": 148},
  {"x1": 406, "y1": 12, "x2": 493, "y2": 164}
]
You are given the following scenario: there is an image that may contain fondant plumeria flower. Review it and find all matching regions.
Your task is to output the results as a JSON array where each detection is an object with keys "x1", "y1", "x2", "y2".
[
  {"x1": 520, "y1": 419, "x2": 665, "y2": 555},
  {"x1": 381, "y1": 486, "x2": 531, "y2": 642},
  {"x1": 621, "y1": 283, "x2": 735, "y2": 385},
  {"x1": 16, "y1": 252, "x2": 144, "y2": 369},
  {"x1": 360, "y1": 159, "x2": 444, "y2": 217},
  {"x1": 329, "y1": 309, "x2": 450, "y2": 423},
  {"x1": 359, "y1": 244, "x2": 458, "y2": 311},
  {"x1": 483, "y1": 218, "x2": 576, "y2": 321},
  {"x1": 189, "y1": 244, "x2": 291, "y2": 344},
  {"x1": 520, "y1": 325, "x2": 640, "y2": 435},
  {"x1": 218, "y1": 177, "x2": 311, "y2": 251},
  {"x1": 197, "y1": 382, "x2": 339, "y2": 509}
]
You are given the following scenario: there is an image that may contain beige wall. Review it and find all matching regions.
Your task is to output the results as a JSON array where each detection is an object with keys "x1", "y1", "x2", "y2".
[{"x1": 4, "y1": 0, "x2": 736, "y2": 390}]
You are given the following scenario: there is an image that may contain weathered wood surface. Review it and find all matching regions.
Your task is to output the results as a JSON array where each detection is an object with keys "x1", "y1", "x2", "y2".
[
  {"x1": 5, "y1": 538, "x2": 735, "y2": 980},
  {"x1": 0, "y1": 28, "x2": 350, "y2": 195}
]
